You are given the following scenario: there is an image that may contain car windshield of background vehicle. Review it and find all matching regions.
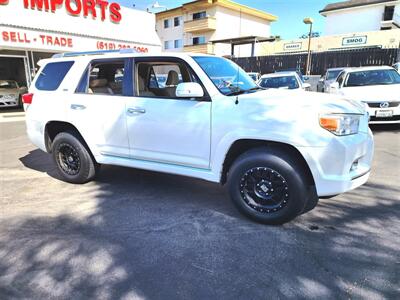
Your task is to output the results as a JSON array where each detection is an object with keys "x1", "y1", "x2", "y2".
[
  {"x1": 327, "y1": 70, "x2": 343, "y2": 80},
  {"x1": 193, "y1": 56, "x2": 257, "y2": 95},
  {"x1": 345, "y1": 69, "x2": 400, "y2": 87},
  {"x1": 259, "y1": 76, "x2": 299, "y2": 89},
  {"x1": 0, "y1": 81, "x2": 17, "y2": 89}
]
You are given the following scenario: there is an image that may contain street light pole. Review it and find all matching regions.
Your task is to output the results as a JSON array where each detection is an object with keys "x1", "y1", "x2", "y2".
[{"x1": 303, "y1": 17, "x2": 314, "y2": 76}]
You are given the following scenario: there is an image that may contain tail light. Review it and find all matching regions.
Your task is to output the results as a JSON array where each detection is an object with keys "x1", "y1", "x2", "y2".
[{"x1": 22, "y1": 93, "x2": 33, "y2": 104}]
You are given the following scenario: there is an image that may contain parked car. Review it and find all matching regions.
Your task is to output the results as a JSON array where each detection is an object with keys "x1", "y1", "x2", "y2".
[
  {"x1": 258, "y1": 72, "x2": 311, "y2": 91},
  {"x1": 317, "y1": 67, "x2": 345, "y2": 93},
  {"x1": 247, "y1": 72, "x2": 261, "y2": 82},
  {"x1": 330, "y1": 66, "x2": 400, "y2": 124},
  {"x1": 393, "y1": 62, "x2": 400, "y2": 73},
  {"x1": 23, "y1": 50, "x2": 373, "y2": 225},
  {"x1": 0, "y1": 80, "x2": 27, "y2": 108},
  {"x1": 275, "y1": 69, "x2": 308, "y2": 82}
]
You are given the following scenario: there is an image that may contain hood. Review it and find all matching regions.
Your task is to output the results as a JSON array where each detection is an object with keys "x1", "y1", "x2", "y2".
[
  {"x1": 341, "y1": 84, "x2": 400, "y2": 102},
  {"x1": 237, "y1": 89, "x2": 365, "y2": 114}
]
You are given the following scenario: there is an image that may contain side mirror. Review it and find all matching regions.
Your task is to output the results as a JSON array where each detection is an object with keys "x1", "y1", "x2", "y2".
[
  {"x1": 303, "y1": 83, "x2": 311, "y2": 90},
  {"x1": 330, "y1": 82, "x2": 340, "y2": 90},
  {"x1": 176, "y1": 82, "x2": 204, "y2": 98}
]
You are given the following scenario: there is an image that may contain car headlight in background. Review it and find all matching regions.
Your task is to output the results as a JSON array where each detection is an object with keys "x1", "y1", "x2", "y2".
[{"x1": 319, "y1": 113, "x2": 360, "y2": 136}]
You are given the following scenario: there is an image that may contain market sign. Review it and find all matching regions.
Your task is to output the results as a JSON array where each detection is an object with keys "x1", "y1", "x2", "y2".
[
  {"x1": 342, "y1": 35, "x2": 367, "y2": 46},
  {"x1": 0, "y1": 0, "x2": 122, "y2": 23},
  {"x1": 283, "y1": 42, "x2": 302, "y2": 51}
]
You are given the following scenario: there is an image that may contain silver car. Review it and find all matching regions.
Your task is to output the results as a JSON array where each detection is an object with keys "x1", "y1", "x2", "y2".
[
  {"x1": 317, "y1": 68, "x2": 345, "y2": 93},
  {"x1": 0, "y1": 80, "x2": 27, "y2": 108}
]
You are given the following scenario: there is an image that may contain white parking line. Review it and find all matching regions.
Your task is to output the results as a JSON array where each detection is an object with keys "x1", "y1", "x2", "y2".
[{"x1": 0, "y1": 111, "x2": 26, "y2": 123}]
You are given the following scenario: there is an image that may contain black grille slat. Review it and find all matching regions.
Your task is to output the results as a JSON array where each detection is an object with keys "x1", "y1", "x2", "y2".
[{"x1": 367, "y1": 102, "x2": 400, "y2": 108}]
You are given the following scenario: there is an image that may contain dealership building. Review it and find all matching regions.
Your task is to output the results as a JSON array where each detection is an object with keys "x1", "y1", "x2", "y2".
[{"x1": 0, "y1": 0, "x2": 161, "y2": 88}]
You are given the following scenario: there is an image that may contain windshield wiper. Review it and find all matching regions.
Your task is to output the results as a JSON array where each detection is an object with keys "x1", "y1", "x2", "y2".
[{"x1": 226, "y1": 86, "x2": 263, "y2": 96}]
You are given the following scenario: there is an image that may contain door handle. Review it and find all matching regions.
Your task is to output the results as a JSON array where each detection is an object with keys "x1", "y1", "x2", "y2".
[
  {"x1": 127, "y1": 107, "x2": 146, "y2": 114},
  {"x1": 71, "y1": 104, "x2": 86, "y2": 110}
]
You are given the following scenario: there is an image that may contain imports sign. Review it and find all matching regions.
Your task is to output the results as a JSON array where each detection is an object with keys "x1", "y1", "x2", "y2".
[
  {"x1": 342, "y1": 35, "x2": 367, "y2": 46},
  {"x1": 0, "y1": 0, "x2": 122, "y2": 22},
  {"x1": 283, "y1": 42, "x2": 302, "y2": 51}
]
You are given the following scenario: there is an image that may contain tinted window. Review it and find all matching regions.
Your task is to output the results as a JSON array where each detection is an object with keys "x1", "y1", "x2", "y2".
[
  {"x1": 326, "y1": 69, "x2": 343, "y2": 80},
  {"x1": 174, "y1": 16, "x2": 181, "y2": 27},
  {"x1": 259, "y1": 76, "x2": 299, "y2": 89},
  {"x1": 164, "y1": 19, "x2": 170, "y2": 28},
  {"x1": 193, "y1": 36, "x2": 206, "y2": 45},
  {"x1": 86, "y1": 60, "x2": 125, "y2": 95},
  {"x1": 193, "y1": 11, "x2": 206, "y2": 20},
  {"x1": 35, "y1": 61, "x2": 74, "y2": 91},
  {"x1": 344, "y1": 69, "x2": 400, "y2": 87}
]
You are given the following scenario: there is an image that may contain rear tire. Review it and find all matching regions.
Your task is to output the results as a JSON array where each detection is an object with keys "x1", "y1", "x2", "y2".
[
  {"x1": 227, "y1": 147, "x2": 309, "y2": 225},
  {"x1": 52, "y1": 132, "x2": 98, "y2": 184}
]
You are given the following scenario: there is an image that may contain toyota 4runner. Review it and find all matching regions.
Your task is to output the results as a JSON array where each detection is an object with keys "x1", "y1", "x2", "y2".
[{"x1": 23, "y1": 50, "x2": 374, "y2": 224}]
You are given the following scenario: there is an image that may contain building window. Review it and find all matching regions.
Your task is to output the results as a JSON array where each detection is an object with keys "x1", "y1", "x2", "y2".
[
  {"x1": 164, "y1": 19, "x2": 171, "y2": 28},
  {"x1": 174, "y1": 16, "x2": 182, "y2": 27},
  {"x1": 174, "y1": 39, "x2": 183, "y2": 49},
  {"x1": 164, "y1": 40, "x2": 172, "y2": 49},
  {"x1": 193, "y1": 36, "x2": 206, "y2": 45},
  {"x1": 193, "y1": 11, "x2": 207, "y2": 20},
  {"x1": 383, "y1": 6, "x2": 395, "y2": 21}
]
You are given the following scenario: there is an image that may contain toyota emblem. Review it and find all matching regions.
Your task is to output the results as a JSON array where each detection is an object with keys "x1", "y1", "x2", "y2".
[{"x1": 380, "y1": 102, "x2": 389, "y2": 108}]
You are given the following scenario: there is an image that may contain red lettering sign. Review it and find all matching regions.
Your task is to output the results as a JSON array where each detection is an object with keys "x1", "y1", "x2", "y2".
[
  {"x1": 21, "y1": 0, "x2": 122, "y2": 22},
  {"x1": 0, "y1": 0, "x2": 9, "y2": 5}
]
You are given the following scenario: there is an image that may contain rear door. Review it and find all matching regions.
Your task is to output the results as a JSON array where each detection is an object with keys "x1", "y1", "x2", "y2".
[
  {"x1": 125, "y1": 57, "x2": 211, "y2": 169},
  {"x1": 67, "y1": 58, "x2": 131, "y2": 158}
]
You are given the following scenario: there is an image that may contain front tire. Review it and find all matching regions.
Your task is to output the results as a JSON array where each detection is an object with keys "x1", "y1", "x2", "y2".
[
  {"x1": 227, "y1": 147, "x2": 309, "y2": 225},
  {"x1": 52, "y1": 132, "x2": 97, "y2": 184}
]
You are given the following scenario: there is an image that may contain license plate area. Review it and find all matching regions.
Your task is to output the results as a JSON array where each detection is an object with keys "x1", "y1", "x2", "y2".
[{"x1": 375, "y1": 110, "x2": 393, "y2": 118}]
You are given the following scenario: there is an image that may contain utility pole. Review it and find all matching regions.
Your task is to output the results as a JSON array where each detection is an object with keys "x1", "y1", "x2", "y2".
[{"x1": 303, "y1": 17, "x2": 313, "y2": 76}]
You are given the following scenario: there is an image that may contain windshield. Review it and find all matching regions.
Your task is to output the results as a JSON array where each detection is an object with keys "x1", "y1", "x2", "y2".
[
  {"x1": 345, "y1": 69, "x2": 400, "y2": 87},
  {"x1": 193, "y1": 56, "x2": 257, "y2": 95},
  {"x1": 326, "y1": 69, "x2": 343, "y2": 80},
  {"x1": 259, "y1": 76, "x2": 299, "y2": 89},
  {"x1": 0, "y1": 81, "x2": 17, "y2": 89}
]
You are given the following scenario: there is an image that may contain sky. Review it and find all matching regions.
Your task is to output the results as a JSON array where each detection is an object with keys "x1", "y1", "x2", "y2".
[{"x1": 115, "y1": 0, "x2": 334, "y2": 40}]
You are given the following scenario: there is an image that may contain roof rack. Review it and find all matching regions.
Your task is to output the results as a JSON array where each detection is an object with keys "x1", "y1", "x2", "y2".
[{"x1": 52, "y1": 48, "x2": 139, "y2": 58}]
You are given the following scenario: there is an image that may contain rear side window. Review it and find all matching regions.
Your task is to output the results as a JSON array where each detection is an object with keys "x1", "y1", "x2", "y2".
[{"x1": 35, "y1": 61, "x2": 74, "y2": 91}]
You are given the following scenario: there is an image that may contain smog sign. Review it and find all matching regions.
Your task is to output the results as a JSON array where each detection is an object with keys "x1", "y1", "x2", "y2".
[
  {"x1": 283, "y1": 42, "x2": 302, "y2": 51},
  {"x1": 342, "y1": 36, "x2": 367, "y2": 46}
]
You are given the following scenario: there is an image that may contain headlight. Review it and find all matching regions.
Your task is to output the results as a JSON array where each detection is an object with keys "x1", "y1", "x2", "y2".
[{"x1": 319, "y1": 113, "x2": 360, "y2": 136}]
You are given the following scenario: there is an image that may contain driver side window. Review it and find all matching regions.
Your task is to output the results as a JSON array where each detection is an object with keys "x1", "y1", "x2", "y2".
[
  {"x1": 337, "y1": 71, "x2": 346, "y2": 87},
  {"x1": 135, "y1": 59, "x2": 200, "y2": 99}
]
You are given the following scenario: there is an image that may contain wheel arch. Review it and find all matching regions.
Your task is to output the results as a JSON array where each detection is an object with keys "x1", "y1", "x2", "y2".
[
  {"x1": 220, "y1": 139, "x2": 315, "y2": 187},
  {"x1": 44, "y1": 121, "x2": 94, "y2": 160}
]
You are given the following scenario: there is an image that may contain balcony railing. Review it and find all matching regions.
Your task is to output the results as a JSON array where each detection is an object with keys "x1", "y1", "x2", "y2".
[
  {"x1": 184, "y1": 17, "x2": 216, "y2": 33},
  {"x1": 183, "y1": 43, "x2": 214, "y2": 54}
]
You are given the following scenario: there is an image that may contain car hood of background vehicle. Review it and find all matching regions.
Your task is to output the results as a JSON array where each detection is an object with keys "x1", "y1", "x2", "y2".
[
  {"x1": 341, "y1": 84, "x2": 400, "y2": 102},
  {"x1": 0, "y1": 88, "x2": 19, "y2": 95},
  {"x1": 238, "y1": 89, "x2": 365, "y2": 114}
]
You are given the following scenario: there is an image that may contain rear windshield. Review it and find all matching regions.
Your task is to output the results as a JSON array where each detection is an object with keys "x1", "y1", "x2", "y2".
[
  {"x1": 326, "y1": 69, "x2": 343, "y2": 80},
  {"x1": 259, "y1": 76, "x2": 299, "y2": 89},
  {"x1": 35, "y1": 61, "x2": 74, "y2": 91}
]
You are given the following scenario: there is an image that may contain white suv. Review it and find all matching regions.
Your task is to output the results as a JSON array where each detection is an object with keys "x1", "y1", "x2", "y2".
[{"x1": 23, "y1": 50, "x2": 374, "y2": 224}]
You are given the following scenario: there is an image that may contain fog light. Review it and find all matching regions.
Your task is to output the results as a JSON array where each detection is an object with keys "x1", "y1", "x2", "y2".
[{"x1": 350, "y1": 160, "x2": 359, "y2": 172}]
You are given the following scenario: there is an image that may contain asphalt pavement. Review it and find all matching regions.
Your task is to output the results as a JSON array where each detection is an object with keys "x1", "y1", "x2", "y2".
[{"x1": 0, "y1": 112, "x2": 399, "y2": 299}]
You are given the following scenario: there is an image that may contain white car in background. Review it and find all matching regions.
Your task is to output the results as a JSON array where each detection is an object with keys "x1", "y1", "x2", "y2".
[
  {"x1": 317, "y1": 67, "x2": 345, "y2": 93},
  {"x1": 330, "y1": 66, "x2": 400, "y2": 124},
  {"x1": 247, "y1": 72, "x2": 261, "y2": 82},
  {"x1": 257, "y1": 72, "x2": 311, "y2": 91},
  {"x1": 0, "y1": 80, "x2": 27, "y2": 108}
]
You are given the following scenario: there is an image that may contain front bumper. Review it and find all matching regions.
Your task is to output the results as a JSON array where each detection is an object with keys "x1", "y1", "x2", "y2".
[
  {"x1": 364, "y1": 102, "x2": 400, "y2": 124},
  {"x1": 298, "y1": 129, "x2": 374, "y2": 197},
  {"x1": 0, "y1": 95, "x2": 19, "y2": 108}
]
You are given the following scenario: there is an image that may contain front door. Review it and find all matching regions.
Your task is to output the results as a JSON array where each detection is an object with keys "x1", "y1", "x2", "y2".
[{"x1": 125, "y1": 57, "x2": 211, "y2": 169}]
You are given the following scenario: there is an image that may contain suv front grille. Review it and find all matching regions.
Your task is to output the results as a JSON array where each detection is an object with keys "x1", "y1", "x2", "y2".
[{"x1": 367, "y1": 101, "x2": 400, "y2": 108}]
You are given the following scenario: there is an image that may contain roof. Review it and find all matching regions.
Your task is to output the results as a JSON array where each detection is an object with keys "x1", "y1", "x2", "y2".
[
  {"x1": 320, "y1": 0, "x2": 396, "y2": 14},
  {"x1": 343, "y1": 66, "x2": 395, "y2": 72},
  {"x1": 261, "y1": 72, "x2": 299, "y2": 78},
  {"x1": 156, "y1": 0, "x2": 277, "y2": 22},
  {"x1": 211, "y1": 36, "x2": 275, "y2": 45}
]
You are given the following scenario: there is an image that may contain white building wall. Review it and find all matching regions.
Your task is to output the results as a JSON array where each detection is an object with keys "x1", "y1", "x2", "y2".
[
  {"x1": 324, "y1": 3, "x2": 400, "y2": 35},
  {"x1": 156, "y1": 17, "x2": 184, "y2": 52}
]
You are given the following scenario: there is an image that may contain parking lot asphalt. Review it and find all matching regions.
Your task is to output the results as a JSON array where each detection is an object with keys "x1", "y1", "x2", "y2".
[{"x1": 0, "y1": 114, "x2": 399, "y2": 299}]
